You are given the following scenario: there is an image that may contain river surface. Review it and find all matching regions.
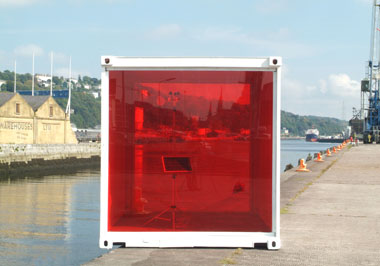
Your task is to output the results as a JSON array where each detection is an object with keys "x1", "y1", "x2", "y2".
[
  {"x1": 280, "y1": 139, "x2": 338, "y2": 171},
  {"x1": 0, "y1": 171, "x2": 108, "y2": 266},
  {"x1": 0, "y1": 139, "x2": 342, "y2": 265}
]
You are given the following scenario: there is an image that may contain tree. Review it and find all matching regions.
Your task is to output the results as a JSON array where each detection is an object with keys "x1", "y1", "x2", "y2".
[
  {"x1": 56, "y1": 91, "x2": 101, "y2": 128},
  {"x1": 5, "y1": 81, "x2": 14, "y2": 92},
  {"x1": 53, "y1": 76, "x2": 61, "y2": 86}
]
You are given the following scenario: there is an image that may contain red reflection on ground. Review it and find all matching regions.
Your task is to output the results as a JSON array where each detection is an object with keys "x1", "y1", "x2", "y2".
[{"x1": 108, "y1": 71, "x2": 273, "y2": 232}]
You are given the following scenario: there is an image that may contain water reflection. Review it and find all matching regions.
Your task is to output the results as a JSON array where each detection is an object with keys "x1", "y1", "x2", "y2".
[{"x1": 0, "y1": 171, "x2": 107, "y2": 266}]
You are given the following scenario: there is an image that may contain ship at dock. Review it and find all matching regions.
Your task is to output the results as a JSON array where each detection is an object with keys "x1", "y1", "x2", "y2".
[{"x1": 305, "y1": 128, "x2": 319, "y2": 142}]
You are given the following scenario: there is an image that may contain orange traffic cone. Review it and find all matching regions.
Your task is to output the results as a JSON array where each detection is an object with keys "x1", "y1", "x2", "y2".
[
  {"x1": 315, "y1": 153, "x2": 324, "y2": 162},
  {"x1": 326, "y1": 149, "x2": 332, "y2": 157},
  {"x1": 333, "y1": 147, "x2": 337, "y2": 153},
  {"x1": 296, "y1": 159, "x2": 310, "y2": 172},
  {"x1": 336, "y1": 145, "x2": 341, "y2": 151}
]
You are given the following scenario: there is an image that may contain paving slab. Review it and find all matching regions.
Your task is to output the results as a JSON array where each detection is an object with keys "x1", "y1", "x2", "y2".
[{"x1": 85, "y1": 143, "x2": 380, "y2": 266}]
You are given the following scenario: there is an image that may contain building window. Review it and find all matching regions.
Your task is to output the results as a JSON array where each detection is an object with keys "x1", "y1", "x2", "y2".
[
  {"x1": 49, "y1": 106, "x2": 54, "y2": 117},
  {"x1": 15, "y1": 103, "x2": 20, "y2": 115}
]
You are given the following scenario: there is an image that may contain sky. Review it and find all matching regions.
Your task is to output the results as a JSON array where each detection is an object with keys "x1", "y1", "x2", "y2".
[{"x1": 0, "y1": 0, "x2": 375, "y2": 120}]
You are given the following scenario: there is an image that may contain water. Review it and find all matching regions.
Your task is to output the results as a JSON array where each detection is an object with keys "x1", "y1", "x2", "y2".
[
  {"x1": 0, "y1": 140, "x2": 340, "y2": 265},
  {"x1": 280, "y1": 139, "x2": 338, "y2": 171},
  {"x1": 0, "y1": 171, "x2": 108, "y2": 266}
]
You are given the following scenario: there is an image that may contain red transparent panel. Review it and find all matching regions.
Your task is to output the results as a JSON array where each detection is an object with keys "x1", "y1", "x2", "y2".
[{"x1": 108, "y1": 70, "x2": 273, "y2": 232}]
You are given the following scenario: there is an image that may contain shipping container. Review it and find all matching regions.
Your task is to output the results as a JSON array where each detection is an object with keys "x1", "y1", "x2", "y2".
[{"x1": 100, "y1": 57, "x2": 281, "y2": 249}]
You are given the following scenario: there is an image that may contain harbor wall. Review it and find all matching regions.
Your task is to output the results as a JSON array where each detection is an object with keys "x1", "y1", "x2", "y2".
[{"x1": 0, "y1": 143, "x2": 100, "y2": 178}]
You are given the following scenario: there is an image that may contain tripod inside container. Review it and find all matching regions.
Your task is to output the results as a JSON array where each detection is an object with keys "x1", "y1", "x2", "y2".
[{"x1": 143, "y1": 156, "x2": 192, "y2": 230}]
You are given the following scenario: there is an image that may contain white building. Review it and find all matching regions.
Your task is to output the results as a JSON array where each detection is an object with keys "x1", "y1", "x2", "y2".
[
  {"x1": 36, "y1": 74, "x2": 52, "y2": 88},
  {"x1": 69, "y1": 78, "x2": 78, "y2": 84},
  {"x1": 0, "y1": 80, "x2": 6, "y2": 90},
  {"x1": 281, "y1": 127, "x2": 289, "y2": 136},
  {"x1": 36, "y1": 74, "x2": 51, "y2": 83}
]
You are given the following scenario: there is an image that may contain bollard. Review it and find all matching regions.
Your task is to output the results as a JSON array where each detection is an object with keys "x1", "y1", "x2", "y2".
[
  {"x1": 333, "y1": 147, "x2": 338, "y2": 153},
  {"x1": 326, "y1": 149, "x2": 332, "y2": 157},
  {"x1": 296, "y1": 159, "x2": 310, "y2": 172},
  {"x1": 314, "y1": 153, "x2": 324, "y2": 162}
]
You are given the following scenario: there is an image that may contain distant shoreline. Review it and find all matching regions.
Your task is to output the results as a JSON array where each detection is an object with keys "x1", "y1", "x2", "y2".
[{"x1": 281, "y1": 136, "x2": 304, "y2": 140}]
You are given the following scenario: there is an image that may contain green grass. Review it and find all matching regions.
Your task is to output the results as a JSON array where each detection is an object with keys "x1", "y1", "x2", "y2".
[
  {"x1": 219, "y1": 257, "x2": 237, "y2": 265},
  {"x1": 219, "y1": 248, "x2": 243, "y2": 265}
]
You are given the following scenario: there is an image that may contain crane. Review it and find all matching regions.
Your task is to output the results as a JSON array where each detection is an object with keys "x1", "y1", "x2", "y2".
[{"x1": 361, "y1": 0, "x2": 380, "y2": 143}]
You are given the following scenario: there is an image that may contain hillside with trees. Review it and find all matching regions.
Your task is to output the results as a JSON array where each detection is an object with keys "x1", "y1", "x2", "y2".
[
  {"x1": 55, "y1": 92, "x2": 100, "y2": 129},
  {"x1": 281, "y1": 110, "x2": 347, "y2": 136}
]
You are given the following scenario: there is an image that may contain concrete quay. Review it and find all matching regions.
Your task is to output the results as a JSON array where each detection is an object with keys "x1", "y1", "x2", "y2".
[
  {"x1": 86, "y1": 143, "x2": 380, "y2": 266},
  {"x1": 0, "y1": 143, "x2": 100, "y2": 178},
  {"x1": 0, "y1": 143, "x2": 100, "y2": 163}
]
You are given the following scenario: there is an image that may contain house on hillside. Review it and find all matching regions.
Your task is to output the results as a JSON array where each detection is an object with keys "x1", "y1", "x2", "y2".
[
  {"x1": 36, "y1": 74, "x2": 54, "y2": 88},
  {"x1": 0, "y1": 93, "x2": 77, "y2": 144},
  {"x1": 36, "y1": 74, "x2": 51, "y2": 83},
  {"x1": 0, "y1": 79, "x2": 6, "y2": 90}
]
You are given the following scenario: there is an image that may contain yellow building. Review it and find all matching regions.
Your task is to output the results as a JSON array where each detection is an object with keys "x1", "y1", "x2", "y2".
[{"x1": 0, "y1": 93, "x2": 77, "y2": 144}]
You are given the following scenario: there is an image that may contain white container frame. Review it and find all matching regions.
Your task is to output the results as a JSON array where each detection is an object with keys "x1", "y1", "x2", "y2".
[{"x1": 100, "y1": 56, "x2": 282, "y2": 250}]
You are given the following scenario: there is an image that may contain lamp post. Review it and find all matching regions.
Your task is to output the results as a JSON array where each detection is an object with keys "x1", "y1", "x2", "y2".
[
  {"x1": 158, "y1": 78, "x2": 176, "y2": 127},
  {"x1": 32, "y1": 53, "x2": 35, "y2": 96},
  {"x1": 14, "y1": 61, "x2": 16, "y2": 93}
]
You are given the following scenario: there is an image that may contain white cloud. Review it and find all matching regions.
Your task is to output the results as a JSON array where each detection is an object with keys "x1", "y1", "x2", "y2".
[
  {"x1": 193, "y1": 26, "x2": 316, "y2": 59},
  {"x1": 147, "y1": 24, "x2": 182, "y2": 40},
  {"x1": 283, "y1": 72, "x2": 360, "y2": 99},
  {"x1": 14, "y1": 44, "x2": 44, "y2": 57},
  {"x1": 281, "y1": 70, "x2": 360, "y2": 119},
  {"x1": 326, "y1": 73, "x2": 360, "y2": 97},
  {"x1": 0, "y1": 0, "x2": 45, "y2": 7},
  {"x1": 319, "y1": 79, "x2": 328, "y2": 94}
]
